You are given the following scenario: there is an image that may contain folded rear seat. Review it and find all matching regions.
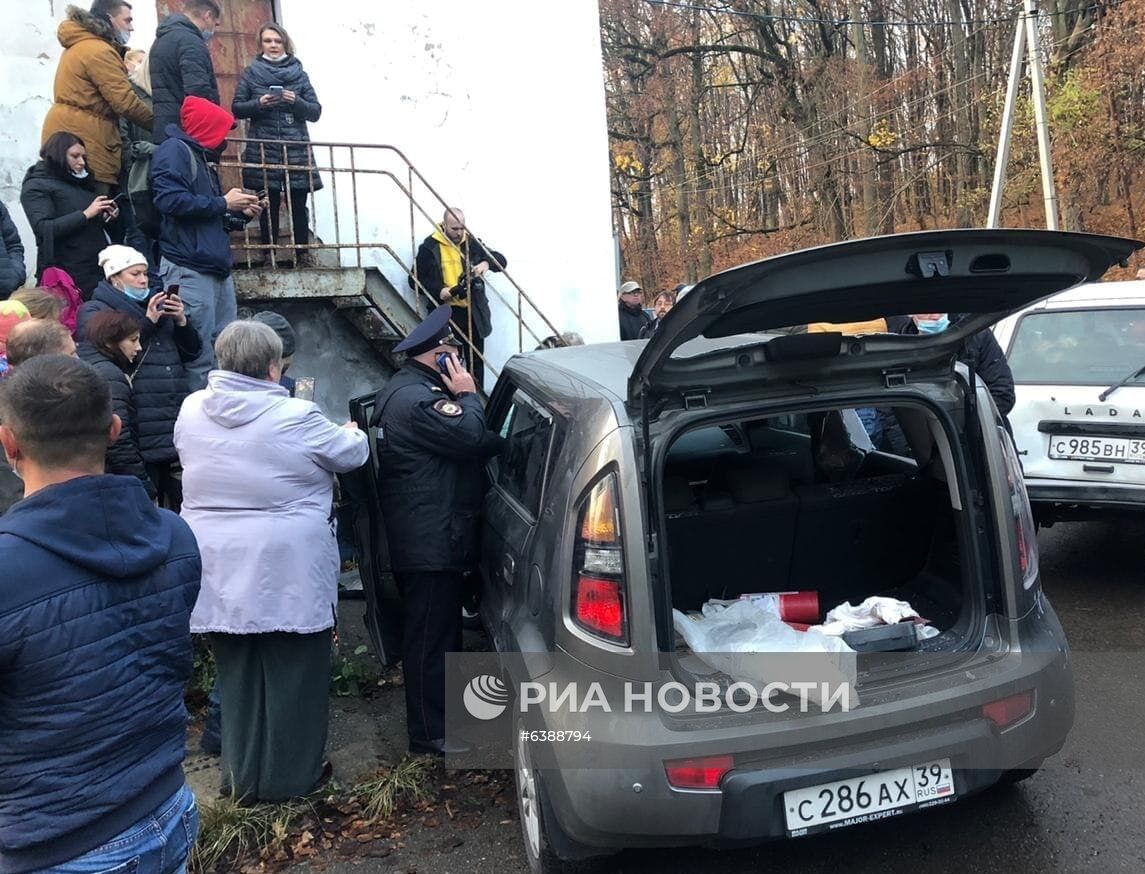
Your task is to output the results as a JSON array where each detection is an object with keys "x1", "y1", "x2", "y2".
[
  {"x1": 788, "y1": 474, "x2": 937, "y2": 602},
  {"x1": 665, "y1": 460, "x2": 797, "y2": 608}
]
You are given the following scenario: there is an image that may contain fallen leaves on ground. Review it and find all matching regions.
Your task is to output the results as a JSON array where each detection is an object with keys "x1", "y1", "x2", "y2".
[{"x1": 194, "y1": 767, "x2": 515, "y2": 873}]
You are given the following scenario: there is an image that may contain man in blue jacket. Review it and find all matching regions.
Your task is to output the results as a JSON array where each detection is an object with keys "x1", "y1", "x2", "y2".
[
  {"x1": 0, "y1": 354, "x2": 203, "y2": 873},
  {"x1": 151, "y1": 95, "x2": 261, "y2": 388}
]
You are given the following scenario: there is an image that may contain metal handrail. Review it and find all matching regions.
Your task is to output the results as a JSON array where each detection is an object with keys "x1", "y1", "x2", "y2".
[
  {"x1": 369, "y1": 244, "x2": 501, "y2": 381},
  {"x1": 220, "y1": 137, "x2": 564, "y2": 361}
]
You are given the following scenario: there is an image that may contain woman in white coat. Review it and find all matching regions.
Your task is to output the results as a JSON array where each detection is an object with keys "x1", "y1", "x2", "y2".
[{"x1": 175, "y1": 319, "x2": 368, "y2": 802}]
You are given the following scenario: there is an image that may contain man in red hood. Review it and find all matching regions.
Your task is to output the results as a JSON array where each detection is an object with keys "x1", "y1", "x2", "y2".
[{"x1": 149, "y1": 96, "x2": 263, "y2": 391}]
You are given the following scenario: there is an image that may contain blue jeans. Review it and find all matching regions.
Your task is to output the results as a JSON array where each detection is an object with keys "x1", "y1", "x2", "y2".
[
  {"x1": 41, "y1": 784, "x2": 198, "y2": 874},
  {"x1": 158, "y1": 258, "x2": 237, "y2": 391}
]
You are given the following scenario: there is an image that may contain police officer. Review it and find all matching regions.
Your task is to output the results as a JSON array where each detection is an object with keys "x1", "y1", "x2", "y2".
[{"x1": 372, "y1": 305, "x2": 502, "y2": 756}]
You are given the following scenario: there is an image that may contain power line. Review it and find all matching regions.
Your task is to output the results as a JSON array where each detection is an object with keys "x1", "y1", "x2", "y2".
[
  {"x1": 613, "y1": 8, "x2": 1112, "y2": 201},
  {"x1": 641, "y1": 0, "x2": 1115, "y2": 28}
]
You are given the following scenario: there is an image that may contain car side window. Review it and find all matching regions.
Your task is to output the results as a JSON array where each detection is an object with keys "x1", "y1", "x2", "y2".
[{"x1": 494, "y1": 390, "x2": 555, "y2": 518}]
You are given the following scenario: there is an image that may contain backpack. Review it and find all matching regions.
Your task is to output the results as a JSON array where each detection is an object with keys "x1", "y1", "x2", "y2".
[
  {"x1": 131, "y1": 139, "x2": 198, "y2": 239},
  {"x1": 36, "y1": 267, "x2": 83, "y2": 335}
]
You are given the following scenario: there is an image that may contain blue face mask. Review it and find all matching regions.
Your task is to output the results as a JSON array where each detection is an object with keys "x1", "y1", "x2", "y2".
[
  {"x1": 123, "y1": 286, "x2": 150, "y2": 302},
  {"x1": 915, "y1": 315, "x2": 950, "y2": 334}
]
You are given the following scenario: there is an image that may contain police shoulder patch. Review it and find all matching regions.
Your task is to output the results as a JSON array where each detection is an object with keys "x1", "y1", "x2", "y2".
[{"x1": 433, "y1": 399, "x2": 463, "y2": 417}]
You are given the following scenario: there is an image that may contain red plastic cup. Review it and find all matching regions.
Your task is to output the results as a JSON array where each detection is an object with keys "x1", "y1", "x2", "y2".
[{"x1": 778, "y1": 591, "x2": 820, "y2": 624}]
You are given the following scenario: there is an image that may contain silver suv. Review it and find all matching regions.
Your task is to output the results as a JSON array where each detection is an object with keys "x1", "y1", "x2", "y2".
[{"x1": 355, "y1": 229, "x2": 1137, "y2": 873}]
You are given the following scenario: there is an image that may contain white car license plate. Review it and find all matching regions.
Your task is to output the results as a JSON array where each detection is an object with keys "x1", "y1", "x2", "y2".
[
  {"x1": 784, "y1": 758, "x2": 955, "y2": 836},
  {"x1": 1048, "y1": 435, "x2": 1145, "y2": 465}
]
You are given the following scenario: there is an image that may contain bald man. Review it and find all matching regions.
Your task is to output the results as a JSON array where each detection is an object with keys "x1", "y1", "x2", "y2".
[
  {"x1": 5, "y1": 320, "x2": 77, "y2": 369},
  {"x1": 411, "y1": 207, "x2": 506, "y2": 387}
]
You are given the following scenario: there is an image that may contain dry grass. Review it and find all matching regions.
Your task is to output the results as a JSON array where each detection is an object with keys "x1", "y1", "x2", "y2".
[
  {"x1": 351, "y1": 756, "x2": 437, "y2": 822},
  {"x1": 190, "y1": 794, "x2": 308, "y2": 873}
]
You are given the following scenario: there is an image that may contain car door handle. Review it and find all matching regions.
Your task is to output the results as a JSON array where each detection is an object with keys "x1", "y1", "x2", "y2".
[{"x1": 502, "y1": 554, "x2": 516, "y2": 584}]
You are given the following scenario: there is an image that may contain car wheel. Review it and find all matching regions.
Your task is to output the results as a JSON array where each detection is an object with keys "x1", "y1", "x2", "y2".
[{"x1": 515, "y1": 724, "x2": 597, "y2": 874}]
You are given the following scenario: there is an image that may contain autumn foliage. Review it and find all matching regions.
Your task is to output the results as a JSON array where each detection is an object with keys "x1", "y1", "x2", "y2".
[{"x1": 602, "y1": 0, "x2": 1145, "y2": 293}]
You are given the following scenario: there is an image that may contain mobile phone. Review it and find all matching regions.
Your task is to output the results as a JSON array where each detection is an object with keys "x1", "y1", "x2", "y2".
[
  {"x1": 294, "y1": 377, "x2": 316, "y2": 401},
  {"x1": 256, "y1": 189, "x2": 268, "y2": 199},
  {"x1": 268, "y1": 85, "x2": 284, "y2": 96},
  {"x1": 435, "y1": 352, "x2": 451, "y2": 375},
  {"x1": 164, "y1": 284, "x2": 180, "y2": 298}
]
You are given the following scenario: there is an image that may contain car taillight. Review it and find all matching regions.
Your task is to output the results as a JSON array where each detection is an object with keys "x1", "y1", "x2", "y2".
[
  {"x1": 572, "y1": 474, "x2": 628, "y2": 644},
  {"x1": 998, "y1": 427, "x2": 1039, "y2": 591},
  {"x1": 665, "y1": 755, "x2": 735, "y2": 791},
  {"x1": 982, "y1": 690, "x2": 1034, "y2": 729}
]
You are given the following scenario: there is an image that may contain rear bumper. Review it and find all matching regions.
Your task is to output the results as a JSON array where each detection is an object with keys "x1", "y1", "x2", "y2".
[
  {"x1": 536, "y1": 612, "x2": 1073, "y2": 850},
  {"x1": 1026, "y1": 477, "x2": 1145, "y2": 513}
]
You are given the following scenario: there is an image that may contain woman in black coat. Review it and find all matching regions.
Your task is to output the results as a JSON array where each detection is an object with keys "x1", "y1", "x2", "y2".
[
  {"x1": 78, "y1": 309, "x2": 156, "y2": 498},
  {"x1": 78, "y1": 244, "x2": 201, "y2": 509},
  {"x1": 231, "y1": 23, "x2": 322, "y2": 262},
  {"x1": 0, "y1": 201, "x2": 27, "y2": 299},
  {"x1": 19, "y1": 132, "x2": 120, "y2": 299}
]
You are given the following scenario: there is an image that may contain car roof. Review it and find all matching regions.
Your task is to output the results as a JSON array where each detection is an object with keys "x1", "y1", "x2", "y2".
[
  {"x1": 507, "y1": 334, "x2": 777, "y2": 403},
  {"x1": 511, "y1": 340, "x2": 647, "y2": 401},
  {"x1": 1023, "y1": 279, "x2": 1145, "y2": 310}
]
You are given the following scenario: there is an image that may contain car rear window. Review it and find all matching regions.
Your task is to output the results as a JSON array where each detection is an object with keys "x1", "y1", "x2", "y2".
[{"x1": 1007, "y1": 307, "x2": 1145, "y2": 385}]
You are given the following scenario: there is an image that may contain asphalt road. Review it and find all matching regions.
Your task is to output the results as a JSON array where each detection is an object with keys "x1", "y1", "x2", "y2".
[{"x1": 306, "y1": 518, "x2": 1144, "y2": 874}]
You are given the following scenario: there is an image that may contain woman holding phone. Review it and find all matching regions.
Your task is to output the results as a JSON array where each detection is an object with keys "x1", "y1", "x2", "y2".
[
  {"x1": 232, "y1": 23, "x2": 323, "y2": 265},
  {"x1": 77, "y1": 245, "x2": 202, "y2": 508},
  {"x1": 20, "y1": 132, "x2": 121, "y2": 298}
]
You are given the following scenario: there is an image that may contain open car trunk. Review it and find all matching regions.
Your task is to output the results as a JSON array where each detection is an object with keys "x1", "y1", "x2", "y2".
[{"x1": 660, "y1": 393, "x2": 984, "y2": 674}]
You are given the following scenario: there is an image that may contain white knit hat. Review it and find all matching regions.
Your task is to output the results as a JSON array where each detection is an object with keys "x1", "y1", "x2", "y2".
[{"x1": 98, "y1": 244, "x2": 148, "y2": 279}]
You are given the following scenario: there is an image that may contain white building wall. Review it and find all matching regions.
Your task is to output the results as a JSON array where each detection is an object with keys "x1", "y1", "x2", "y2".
[
  {"x1": 275, "y1": 0, "x2": 620, "y2": 366},
  {"x1": 1, "y1": 2, "x2": 620, "y2": 376}
]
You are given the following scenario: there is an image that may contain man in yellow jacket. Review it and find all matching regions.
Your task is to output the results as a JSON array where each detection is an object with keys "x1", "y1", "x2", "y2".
[
  {"x1": 411, "y1": 208, "x2": 507, "y2": 388},
  {"x1": 41, "y1": 4, "x2": 153, "y2": 193}
]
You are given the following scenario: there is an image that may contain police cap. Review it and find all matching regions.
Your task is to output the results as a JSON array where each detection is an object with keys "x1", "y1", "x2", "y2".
[{"x1": 393, "y1": 304, "x2": 461, "y2": 355}]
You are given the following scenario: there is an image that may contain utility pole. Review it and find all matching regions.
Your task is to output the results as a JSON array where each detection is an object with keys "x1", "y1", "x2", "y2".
[{"x1": 986, "y1": 0, "x2": 1060, "y2": 230}]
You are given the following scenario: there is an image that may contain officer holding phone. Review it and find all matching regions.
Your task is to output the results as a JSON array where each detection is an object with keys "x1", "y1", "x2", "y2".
[{"x1": 370, "y1": 305, "x2": 503, "y2": 756}]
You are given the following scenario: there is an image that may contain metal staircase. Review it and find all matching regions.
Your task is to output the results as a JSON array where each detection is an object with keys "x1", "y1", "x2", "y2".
[{"x1": 224, "y1": 138, "x2": 566, "y2": 380}]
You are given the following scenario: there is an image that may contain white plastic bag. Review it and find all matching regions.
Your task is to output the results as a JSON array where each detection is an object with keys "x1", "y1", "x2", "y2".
[{"x1": 673, "y1": 599, "x2": 857, "y2": 708}]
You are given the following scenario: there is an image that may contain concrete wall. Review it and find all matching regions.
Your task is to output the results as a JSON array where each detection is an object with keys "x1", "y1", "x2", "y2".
[
  {"x1": 237, "y1": 300, "x2": 393, "y2": 420},
  {"x1": 2, "y1": 2, "x2": 619, "y2": 386}
]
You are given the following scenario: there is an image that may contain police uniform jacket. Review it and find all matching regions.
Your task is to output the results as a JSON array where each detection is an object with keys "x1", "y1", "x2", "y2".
[{"x1": 373, "y1": 361, "x2": 502, "y2": 573}]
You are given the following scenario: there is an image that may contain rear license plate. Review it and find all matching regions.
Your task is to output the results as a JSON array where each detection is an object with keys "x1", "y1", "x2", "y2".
[
  {"x1": 784, "y1": 758, "x2": 955, "y2": 836},
  {"x1": 1048, "y1": 435, "x2": 1145, "y2": 465}
]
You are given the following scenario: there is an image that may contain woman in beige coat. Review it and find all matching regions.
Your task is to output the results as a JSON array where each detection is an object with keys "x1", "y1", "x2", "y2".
[{"x1": 41, "y1": 5, "x2": 153, "y2": 190}]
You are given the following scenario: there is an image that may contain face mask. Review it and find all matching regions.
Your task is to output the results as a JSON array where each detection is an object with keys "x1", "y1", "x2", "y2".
[
  {"x1": 123, "y1": 286, "x2": 150, "y2": 302},
  {"x1": 71, "y1": 168, "x2": 89, "y2": 180},
  {"x1": 201, "y1": 29, "x2": 215, "y2": 42},
  {"x1": 261, "y1": 53, "x2": 283, "y2": 61},
  {"x1": 118, "y1": 30, "x2": 131, "y2": 44},
  {"x1": 915, "y1": 315, "x2": 950, "y2": 335}
]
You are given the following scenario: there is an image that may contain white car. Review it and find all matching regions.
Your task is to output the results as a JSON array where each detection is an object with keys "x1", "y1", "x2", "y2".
[{"x1": 995, "y1": 280, "x2": 1145, "y2": 524}]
